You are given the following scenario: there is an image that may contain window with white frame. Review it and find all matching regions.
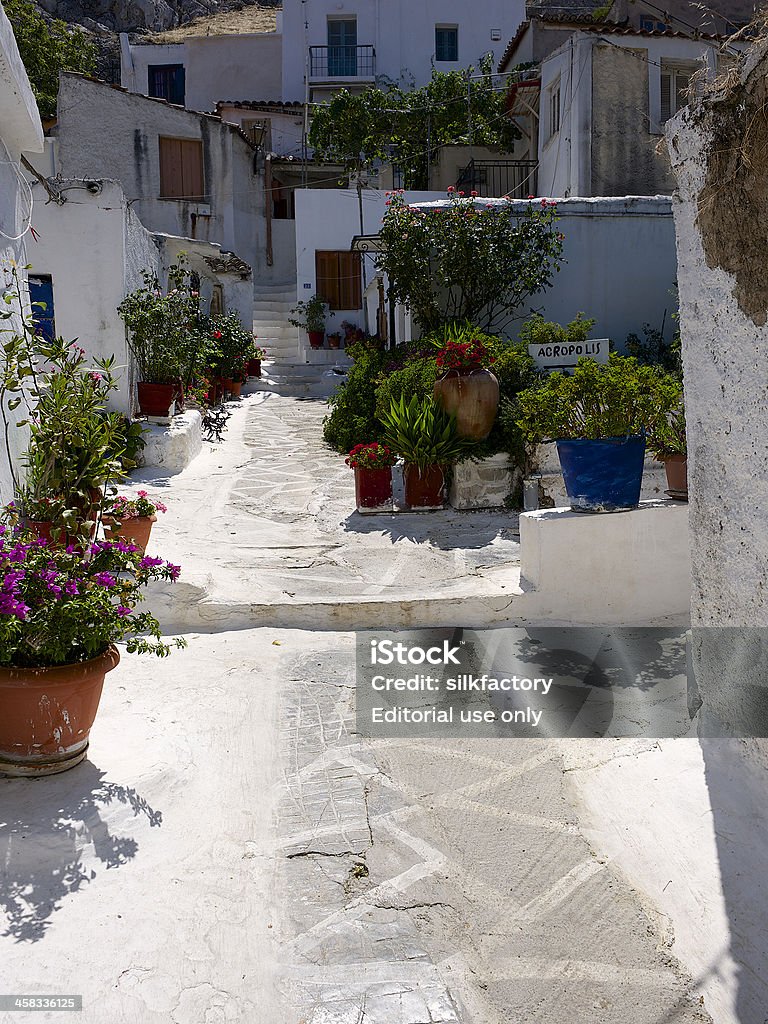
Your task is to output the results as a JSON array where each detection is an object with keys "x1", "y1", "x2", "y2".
[
  {"x1": 660, "y1": 62, "x2": 697, "y2": 123},
  {"x1": 547, "y1": 77, "x2": 561, "y2": 140}
]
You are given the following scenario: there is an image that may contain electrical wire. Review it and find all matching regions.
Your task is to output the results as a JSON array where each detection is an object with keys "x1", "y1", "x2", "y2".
[{"x1": 0, "y1": 156, "x2": 34, "y2": 242}]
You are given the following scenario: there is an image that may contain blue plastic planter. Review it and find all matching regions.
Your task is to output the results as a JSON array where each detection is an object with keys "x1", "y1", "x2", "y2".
[{"x1": 556, "y1": 435, "x2": 646, "y2": 513}]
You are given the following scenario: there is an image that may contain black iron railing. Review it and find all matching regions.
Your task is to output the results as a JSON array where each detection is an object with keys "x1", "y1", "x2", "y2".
[
  {"x1": 309, "y1": 45, "x2": 376, "y2": 78},
  {"x1": 456, "y1": 159, "x2": 539, "y2": 199}
]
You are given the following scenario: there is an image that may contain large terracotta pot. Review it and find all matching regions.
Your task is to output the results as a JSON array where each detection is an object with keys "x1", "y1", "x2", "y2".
[
  {"x1": 24, "y1": 519, "x2": 55, "y2": 545},
  {"x1": 247, "y1": 358, "x2": 262, "y2": 378},
  {"x1": 433, "y1": 367, "x2": 500, "y2": 441},
  {"x1": 137, "y1": 382, "x2": 175, "y2": 418},
  {"x1": 228, "y1": 380, "x2": 243, "y2": 398},
  {"x1": 403, "y1": 463, "x2": 444, "y2": 510},
  {"x1": 354, "y1": 467, "x2": 393, "y2": 513},
  {"x1": 0, "y1": 646, "x2": 120, "y2": 777},
  {"x1": 308, "y1": 331, "x2": 325, "y2": 349},
  {"x1": 103, "y1": 514, "x2": 157, "y2": 554},
  {"x1": 663, "y1": 455, "x2": 688, "y2": 500},
  {"x1": 328, "y1": 334, "x2": 342, "y2": 350}
]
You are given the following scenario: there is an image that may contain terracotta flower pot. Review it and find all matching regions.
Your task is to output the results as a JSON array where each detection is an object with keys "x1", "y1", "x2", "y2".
[
  {"x1": 663, "y1": 455, "x2": 688, "y2": 500},
  {"x1": 354, "y1": 467, "x2": 394, "y2": 513},
  {"x1": 247, "y1": 358, "x2": 262, "y2": 378},
  {"x1": 228, "y1": 380, "x2": 243, "y2": 398},
  {"x1": 137, "y1": 382, "x2": 176, "y2": 418},
  {"x1": 308, "y1": 331, "x2": 325, "y2": 349},
  {"x1": 328, "y1": 334, "x2": 342, "y2": 350},
  {"x1": 103, "y1": 514, "x2": 157, "y2": 554},
  {"x1": 0, "y1": 646, "x2": 121, "y2": 777},
  {"x1": 24, "y1": 519, "x2": 55, "y2": 545},
  {"x1": 403, "y1": 463, "x2": 445, "y2": 509},
  {"x1": 433, "y1": 367, "x2": 500, "y2": 441}
]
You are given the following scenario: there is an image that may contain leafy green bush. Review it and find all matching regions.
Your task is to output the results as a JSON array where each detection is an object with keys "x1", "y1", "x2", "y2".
[
  {"x1": 517, "y1": 354, "x2": 682, "y2": 442},
  {"x1": 323, "y1": 341, "x2": 388, "y2": 452},
  {"x1": 519, "y1": 312, "x2": 596, "y2": 347},
  {"x1": 626, "y1": 324, "x2": 682, "y2": 378},
  {"x1": 324, "y1": 325, "x2": 542, "y2": 463}
]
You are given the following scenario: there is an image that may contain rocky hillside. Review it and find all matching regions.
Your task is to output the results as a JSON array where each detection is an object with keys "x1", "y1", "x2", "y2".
[
  {"x1": 31, "y1": 0, "x2": 280, "y2": 80},
  {"x1": 36, "y1": 0, "x2": 279, "y2": 35}
]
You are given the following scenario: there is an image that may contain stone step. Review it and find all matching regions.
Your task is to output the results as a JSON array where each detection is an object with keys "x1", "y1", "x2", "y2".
[{"x1": 253, "y1": 300, "x2": 296, "y2": 314}]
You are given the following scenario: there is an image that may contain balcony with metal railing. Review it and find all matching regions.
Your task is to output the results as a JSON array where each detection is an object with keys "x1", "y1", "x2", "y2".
[
  {"x1": 308, "y1": 45, "x2": 376, "y2": 81},
  {"x1": 456, "y1": 159, "x2": 539, "y2": 199}
]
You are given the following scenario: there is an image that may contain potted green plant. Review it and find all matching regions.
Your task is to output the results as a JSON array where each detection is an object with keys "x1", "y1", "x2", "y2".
[
  {"x1": 0, "y1": 516, "x2": 185, "y2": 776},
  {"x1": 380, "y1": 395, "x2": 475, "y2": 509},
  {"x1": 0, "y1": 314, "x2": 128, "y2": 545},
  {"x1": 345, "y1": 443, "x2": 397, "y2": 513},
  {"x1": 247, "y1": 345, "x2": 267, "y2": 378},
  {"x1": 206, "y1": 312, "x2": 254, "y2": 398},
  {"x1": 118, "y1": 258, "x2": 205, "y2": 417},
  {"x1": 517, "y1": 354, "x2": 682, "y2": 513},
  {"x1": 102, "y1": 490, "x2": 168, "y2": 554},
  {"x1": 648, "y1": 404, "x2": 687, "y2": 500},
  {"x1": 289, "y1": 295, "x2": 331, "y2": 349},
  {"x1": 433, "y1": 331, "x2": 499, "y2": 441}
]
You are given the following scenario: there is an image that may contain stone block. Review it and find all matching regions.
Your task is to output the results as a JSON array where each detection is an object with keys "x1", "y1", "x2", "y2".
[
  {"x1": 520, "y1": 500, "x2": 691, "y2": 624},
  {"x1": 138, "y1": 409, "x2": 202, "y2": 473},
  {"x1": 449, "y1": 454, "x2": 515, "y2": 509}
]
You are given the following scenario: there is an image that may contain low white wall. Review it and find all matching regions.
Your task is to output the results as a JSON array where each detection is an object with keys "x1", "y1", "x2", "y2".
[
  {"x1": 520, "y1": 501, "x2": 692, "y2": 624},
  {"x1": 294, "y1": 190, "x2": 678, "y2": 350}
]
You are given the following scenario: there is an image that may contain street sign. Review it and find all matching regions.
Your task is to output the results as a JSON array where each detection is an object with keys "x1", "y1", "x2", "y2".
[{"x1": 528, "y1": 338, "x2": 609, "y2": 371}]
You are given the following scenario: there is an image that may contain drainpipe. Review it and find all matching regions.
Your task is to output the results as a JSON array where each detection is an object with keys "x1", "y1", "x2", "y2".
[
  {"x1": 119, "y1": 33, "x2": 136, "y2": 91},
  {"x1": 265, "y1": 154, "x2": 274, "y2": 268}
]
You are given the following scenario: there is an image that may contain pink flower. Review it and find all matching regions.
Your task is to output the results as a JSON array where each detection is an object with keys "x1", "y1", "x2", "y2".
[{"x1": 116, "y1": 605, "x2": 131, "y2": 618}]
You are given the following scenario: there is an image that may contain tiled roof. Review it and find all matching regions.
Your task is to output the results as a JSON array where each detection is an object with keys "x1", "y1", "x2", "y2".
[
  {"x1": 216, "y1": 100, "x2": 303, "y2": 112},
  {"x1": 581, "y1": 23, "x2": 730, "y2": 41}
]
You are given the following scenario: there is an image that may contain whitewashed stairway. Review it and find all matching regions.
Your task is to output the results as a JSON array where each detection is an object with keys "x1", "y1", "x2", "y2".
[{"x1": 252, "y1": 283, "x2": 300, "y2": 363}]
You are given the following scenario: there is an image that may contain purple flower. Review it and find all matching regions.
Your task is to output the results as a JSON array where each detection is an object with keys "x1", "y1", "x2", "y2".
[
  {"x1": 94, "y1": 572, "x2": 116, "y2": 588},
  {"x1": 139, "y1": 556, "x2": 163, "y2": 569},
  {"x1": 166, "y1": 563, "x2": 181, "y2": 581},
  {"x1": 64, "y1": 580, "x2": 79, "y2": 596},
  {"x1": 116, "y1": 605, "x2": 131, "y2": 618}
]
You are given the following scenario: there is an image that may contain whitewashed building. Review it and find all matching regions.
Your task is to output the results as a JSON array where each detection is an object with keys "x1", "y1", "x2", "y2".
[
  {"x1": 52, "y1": 74, "x2": 270, "y2": 284},
  {"x1": 0, "y1": 2, "x2": 44, "y2": 502},
  {"x1": 499, "y1": 3, "x2": 747, "y2": 197},
  {"x1": 120, "y1": 28, "x2": 283, "y2": 115},
  {"x1": 24, "y1": 177, "x2": 253, "y2": 418},
  {"x1": 281, "y1": 0, "x2": 524, "y2": 102}
]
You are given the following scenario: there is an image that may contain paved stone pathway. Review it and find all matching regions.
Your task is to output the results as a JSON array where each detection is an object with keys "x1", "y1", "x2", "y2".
[{"x1": 143, "y1": 380, "x2": 524, "y2": 630}]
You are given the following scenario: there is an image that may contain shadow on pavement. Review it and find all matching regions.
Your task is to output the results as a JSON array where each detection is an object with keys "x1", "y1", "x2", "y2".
[{"x1": 0, "y1": 761, "x2": 161, "y2": 942}]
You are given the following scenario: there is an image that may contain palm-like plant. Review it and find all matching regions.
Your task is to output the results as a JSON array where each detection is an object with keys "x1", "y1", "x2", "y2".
[{"x1": 379, "y1": 394, "x2": 475, "y2": 469}]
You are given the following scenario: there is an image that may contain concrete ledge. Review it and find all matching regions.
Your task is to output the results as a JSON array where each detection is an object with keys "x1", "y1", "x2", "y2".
[
  {"x1": 138, "y1": 409, "x2": 203, "y2": 473},
  {"x1": 520, "y1": 499, "x2": 691, "y2": 624},
  {"x1": 449, "y1": 454, "x2": 518, "y2": 509}
]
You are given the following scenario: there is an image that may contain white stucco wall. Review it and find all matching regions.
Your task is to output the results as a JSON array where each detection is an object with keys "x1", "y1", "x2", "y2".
[
  {"x1": 54, "y1": 74, "x2": 264, "y2": 282},
  {"x1": 27, "y1": 180, "x2": 162, "y2": 418},
  {"x1": 281, "y1": 0, "x2": 525, "y2": 101},
  {"x1": 121, "y1": 35, "x2": 283, "y2": 114},
  {"x1": 294, "y1": 190, "x2": 678, "y2": 349},
  {"x1": 667, "y1": 70, "x2": 768, "y2": 628},
  {"x1": 0, "y1": 3, "x2": 44, "y2": 503},
  {"x1": 217, "y1": 104, "x2": 305, "y2": 159}
]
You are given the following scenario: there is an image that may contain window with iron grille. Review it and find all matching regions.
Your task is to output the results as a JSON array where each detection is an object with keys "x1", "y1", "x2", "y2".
[
  {"x1": 148, "y1": 64, "x2": 186, "y2": 106},
  {"x1": 435, "y1": 25, "x2": 458, "y2": 62}
]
